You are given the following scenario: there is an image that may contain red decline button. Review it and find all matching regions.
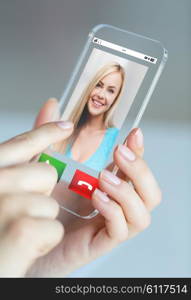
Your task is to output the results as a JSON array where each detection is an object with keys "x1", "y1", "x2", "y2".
[{"x1": 68, "y1": 169, "x2": 99, "y2": 199}]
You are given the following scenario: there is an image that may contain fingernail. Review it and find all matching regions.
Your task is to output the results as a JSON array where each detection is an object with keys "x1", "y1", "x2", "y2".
[
  {"x1": 134, "y1": 128, "x2": 144, "y2": 148},
  {"x1": 56, "y1": 121, "x2": 73, "y2": 129},
  {"x1": 94, "y1": 189, "x2": 110, "y2": 203},
  {"x1": 48, "y1": 97, "x2": 58, "y2": 103},
  {"x1": 101, "y1": 169, "x2": 121, "y2": 185},
  {"x1": 118, "y1": 144, "x2": 136, "y2": 161}
]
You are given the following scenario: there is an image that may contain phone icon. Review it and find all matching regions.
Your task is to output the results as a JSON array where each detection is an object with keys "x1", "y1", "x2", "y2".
[
  {"x1": 77, "y1": 180, "x2": 93, "y2": 191},
  {"x1": 68, "y1": 169, "x2": 99, "y2": 199}
]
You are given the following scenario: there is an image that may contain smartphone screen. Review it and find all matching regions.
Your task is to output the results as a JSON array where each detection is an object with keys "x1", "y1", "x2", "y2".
[{"x1": 39, "y1": 25, "x2": 167, "y2": 218}]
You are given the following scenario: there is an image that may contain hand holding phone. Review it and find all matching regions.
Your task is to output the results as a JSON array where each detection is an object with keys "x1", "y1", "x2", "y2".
[
  {"x1": 38, "y1": 24, "x2": 167, "y2": 219},
  {"x1": 28, "y1": 24, "x2": 167, "y2": 277},
  {"x1": 32, "y1": 104, "x2": 161, "y2": 277}
]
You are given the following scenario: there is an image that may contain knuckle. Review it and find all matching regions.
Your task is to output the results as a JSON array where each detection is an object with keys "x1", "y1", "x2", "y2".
[
  {"x1": 0, "y1": 167, "x2": 11, "y2": 183},
  {"x1": 142, "y1": 214, "x2": 151, "y2": 230},
  {"x1": 149, "y1": 187, "x2": 162, "y2": 210},
  {"x1": 9, "y1": 217, "x2": 35, "y2": 245},
  {"x1": 112, "y1": 204, "x2": 123, "y2": 219},
  {"x1": 118, "y1": 226, "x2": 129, "y2": 243},
  {"x1": 118, "y1": 182, "x2": 133, "y2": 203},
  {"x1": 10, "y1": 133, "x2": 28, "y2": 143},
  {"x1": 15, "y1": 132, "x2": 34, "y2": 147},
  {"x1": 135, "y1": 214, "x2": 151, "y2": 232},
  {"x1": 46, "y1": 197, "x2": 60, "y2": 218},
  {"x1": 155, "y1": 188, "x2": 162, "y2": 206},
  {"x1": 0, "y1": 194, "x2": 12, "y2": 216},
  {"x1": 111, "y1": 204, "x2": 129, "y2": 243},
  {"x1": 137, "y1": 159, "x2": 150, "y2": 177},
  {"x1": 41, "y1": 122, "x2": 58, "y2": 135},
  {"x1": 52, "y1": 219, "x2": 64, "y2": 239},
  {"x1": 36, "y1": 220, "x2": 64, "y2": 256}
]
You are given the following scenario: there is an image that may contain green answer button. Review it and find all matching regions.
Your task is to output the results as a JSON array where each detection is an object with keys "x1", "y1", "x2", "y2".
[{"x1": 38, "y1": 153, "x2": 67, "y2": 182}]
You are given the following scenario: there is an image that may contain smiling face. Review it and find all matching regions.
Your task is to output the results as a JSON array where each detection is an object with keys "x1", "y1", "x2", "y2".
[{"x1": 87, "y1": 71, "x2": 123, "y2": 117}]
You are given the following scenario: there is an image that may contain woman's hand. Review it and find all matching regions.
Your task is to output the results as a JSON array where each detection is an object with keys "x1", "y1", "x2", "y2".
[
  {"x1": 27, "y1": 98, "x2": 161, "y2": 277},
  {"x1": 0, "y1": 120, "x2": 74, "y2": 277}
]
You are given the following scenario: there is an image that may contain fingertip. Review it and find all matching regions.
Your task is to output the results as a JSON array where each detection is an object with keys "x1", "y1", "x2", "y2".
[
  {"x1": 53, "y1": 219, "x2": 65, "y2": 240},
  {"x1": 134, "y1": 128, "x2": 144, "y2": 147},
  {"x1": 93, "y1": 189, "x2": 110, "y2": 203},
  {"x1": 46, "y1": 98, "x2": 60, "y2": 121},
  {"x1": 126, "y1": 128, "x2": 144, "y2": 157},
  {"x1": 55, "y1": 121, "x2": 74, "y2": 130},
  {"x1": 47, "y1": 97, "x2": 58, "y2": 103},
  {"x1": 37, "y1": 120, "x2": 74, "y2": 145},
  {"x1": 34, "y1": 98, "x2": 59, "y2": 129},
  {"x1": 45, "y1": 196, "x2": 60, "y2": 219},
  {"x1": 92, "y1": 189, "x2": 112, "y2": 219}
]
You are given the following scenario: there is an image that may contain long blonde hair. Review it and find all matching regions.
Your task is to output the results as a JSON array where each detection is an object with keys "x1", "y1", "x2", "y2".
[{"x1": 55, "y1": 62, "x2": 125, "y2": 153}]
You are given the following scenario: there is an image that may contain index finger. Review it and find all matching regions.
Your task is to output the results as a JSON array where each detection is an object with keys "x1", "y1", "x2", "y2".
[{"x1": 0, "y1": 121, "x2": 73, "y2": 167}]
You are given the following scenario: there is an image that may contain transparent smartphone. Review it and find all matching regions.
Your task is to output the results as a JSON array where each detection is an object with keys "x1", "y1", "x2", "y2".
[{"x1": 38, "y1": 24, "x2": 168, "y2": 219}]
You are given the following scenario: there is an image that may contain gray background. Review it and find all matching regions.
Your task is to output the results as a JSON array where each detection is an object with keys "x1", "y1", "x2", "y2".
[{"x1": 0, "y1": 0, "x2": 190, "y2": 277}]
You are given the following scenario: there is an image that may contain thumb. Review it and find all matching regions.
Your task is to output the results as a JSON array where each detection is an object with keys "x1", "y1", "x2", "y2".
[
  {"x1": 125, "y1": 128, "x2": 144, "y2": 158},
  {"x1": 34, "y1": 98, "x2": 60, "y2": 129},
  {"x1": 0, "y1": 121, "x2": 73, "y2": 167}
]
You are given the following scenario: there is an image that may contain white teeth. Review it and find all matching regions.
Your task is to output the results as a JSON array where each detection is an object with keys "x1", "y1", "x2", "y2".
[{"x1": 92, "y1": 99, "x2": 104, "y2": 107}]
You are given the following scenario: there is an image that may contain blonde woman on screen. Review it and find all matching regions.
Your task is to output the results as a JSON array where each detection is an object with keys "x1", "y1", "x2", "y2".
[{"x1": 56, "y1": 62, "x2": 125, "y2": 171}]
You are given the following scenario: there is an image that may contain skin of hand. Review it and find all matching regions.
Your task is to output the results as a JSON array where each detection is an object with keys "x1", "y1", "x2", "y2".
[
  {"x1": 0, "y1": 119, "x2": 74, "y2": 277},
  {"x1": 27, "y1": 98, "x2": 162, "y2": 277}
]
